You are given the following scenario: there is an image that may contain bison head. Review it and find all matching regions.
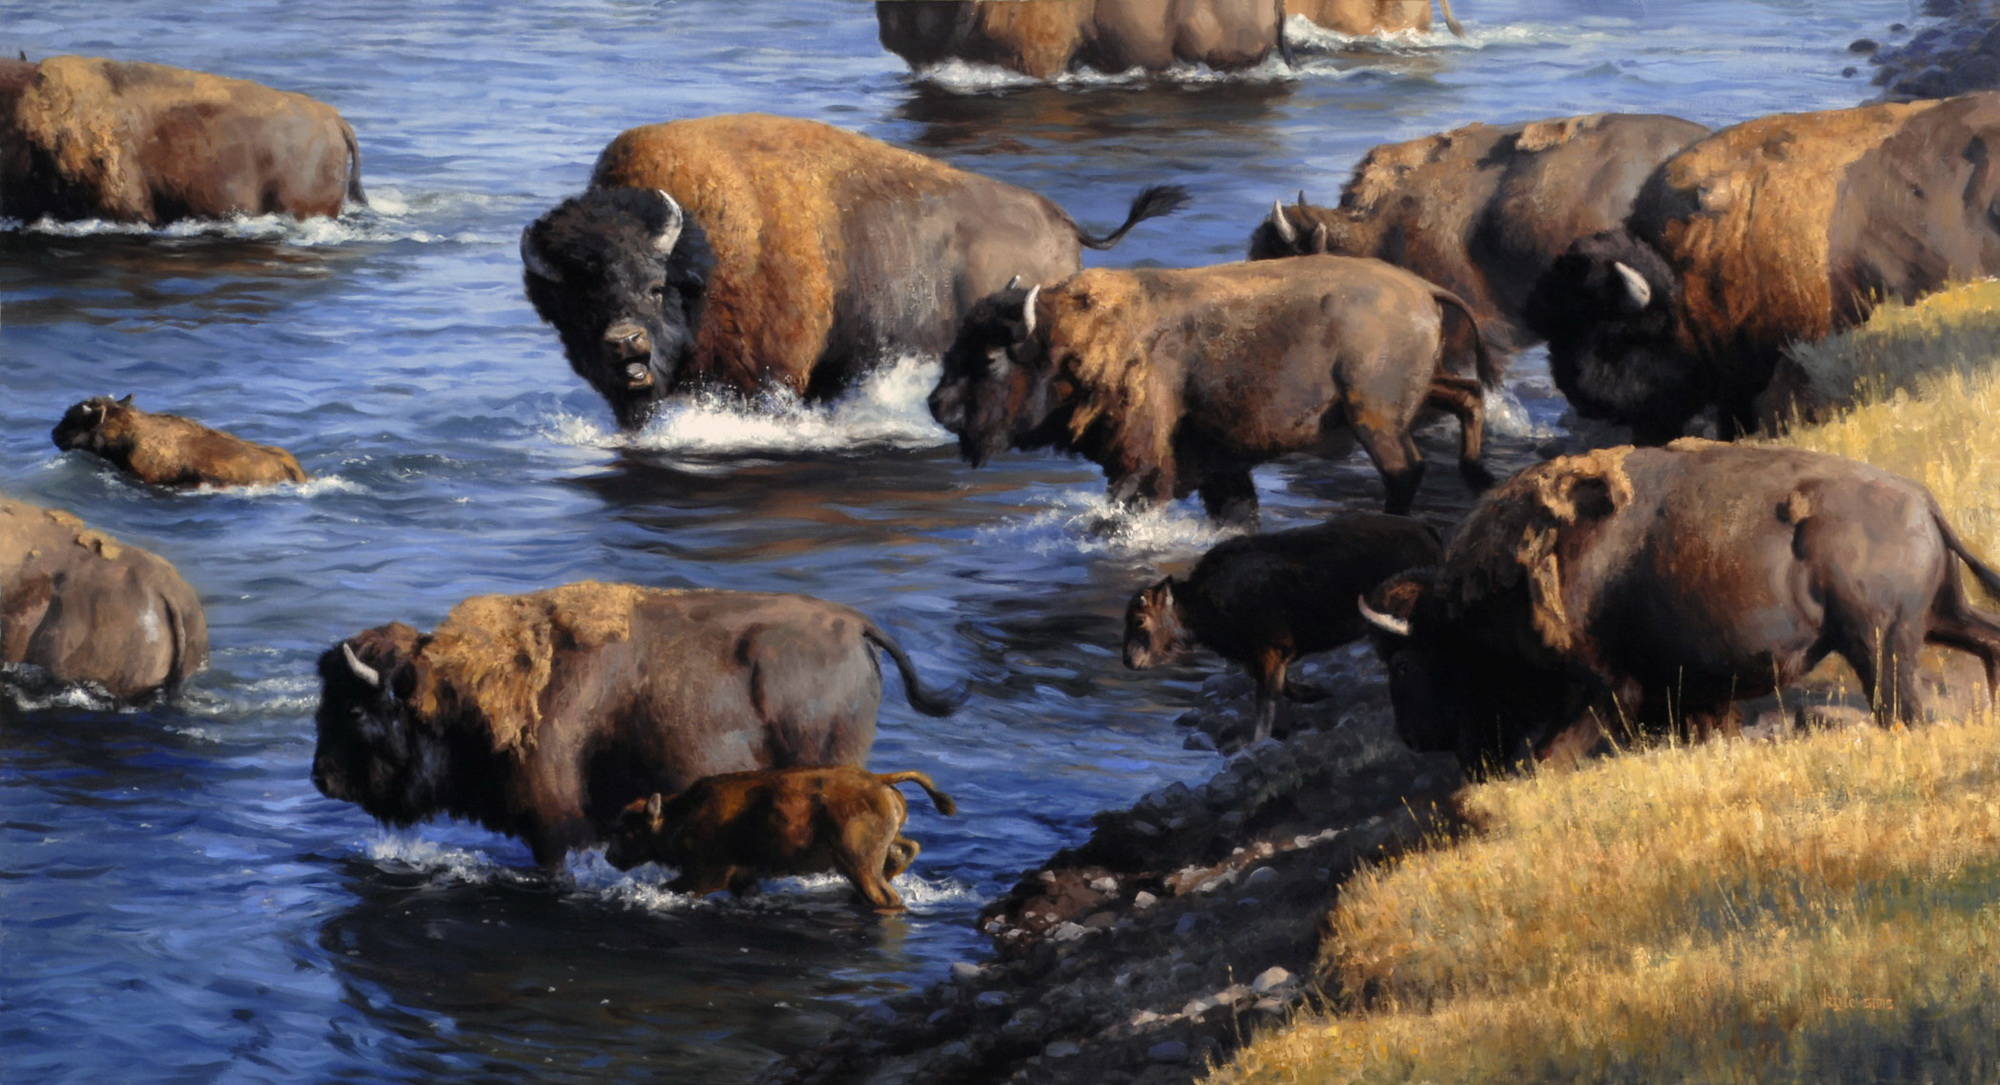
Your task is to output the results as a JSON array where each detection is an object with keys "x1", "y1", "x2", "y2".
[
  {"x1": 1525, "y1": 230, "x2": 1703, "y2": 443},
  {"x1": 929, "y1": 278, "x2": 1070, "y2": 467},
  {"x1": 521, "y1": 187, "x2": 716, "y2": 430},
  {"x1": 1123, "y1": 577, "x2": 1190, "y2": 670},
  {"x1": 311, "y1": 624, "x2": 459, "y2": 827},
  {"x1": 51, "y1": 394, "x2": 136, "y2": 456},
  {"x1": 604, "y1": 792, "x2": 672, "y2": 871},
  {"x1": 1246, "y1": 195, "x2": 1338, "y2": 260}
]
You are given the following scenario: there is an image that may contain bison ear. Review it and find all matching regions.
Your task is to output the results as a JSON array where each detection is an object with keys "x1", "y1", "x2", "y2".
[
  {"x1": 520, "y1": 225, "x2": 562, "y2": 284},
  {"x1": 1019, "y1": 284, "x2": 1040, "y2": 338},
  {"x1": 651, "y1": 190, "x2": 684, "y2": 255},
  {"x1": 1309, "y1": 222, "x2": 1330, "y2": 255},
  {"x1": 1004, "y1": 274, "x2": 1023, "y2": 291},
  {"x1": 1297, "y1": 189, "x2": 1308, "y2": 208},
  {"x1": 1268, "y1": 200, "x2": 1298, "y2": 246},
  {"x1": 116, "y1": 394, "x2": 133, "y2": 407},
  {"x1": 1611, "y1": 261, "x2": 1652, "y2": 313}
]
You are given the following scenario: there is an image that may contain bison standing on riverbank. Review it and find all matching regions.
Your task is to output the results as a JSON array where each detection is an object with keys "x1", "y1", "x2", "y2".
[
  {"x1": 876, "y1": 0, "x2": 1293, "y2": 79},
  {"x1": 52, "y1": 396, "x2": 308, "y2": 488},
  {"x1": 0, "y1": 55, "x2": 363, "y2": 225},
  {"x1": 311, "y1": 582, "x2": 960, "y2": 869},
  {"x1": 1249, "y1": 112, "x2": 1709, "y2": 350},
  {"x1": 1, "y1": 498, "x2": 208, "y2": 704},
  {"x1": 1525, "y1": 93, "x2": 2000, "y2": 442},
  {"x1": 521, "y1": 114, "x2": 1186, "y2": 429},
  {"x1": 1360, "y1": 441, "x2": 2000, "y2": 768},
  {"x1": 929, "y1": 256, "x2": 1496, "y2": 521}
]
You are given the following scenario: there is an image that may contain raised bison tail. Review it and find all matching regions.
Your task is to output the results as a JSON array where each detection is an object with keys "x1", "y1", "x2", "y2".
[
  {"x1": 1431, "y1": 286, "x2": 1503, "y2": 389},
  {"x1": 1274, "y1": 0, "x2": 1296, "y2": 67},
  {"x1": 342, "y1": 121, "x2": 367, "y2": 209},
  {"x1": 862, "y1": 624, "x2": 964, "y2": 717},
  {"x1": 1075, "y1": 184, "x2": 1191, "y2": 250},
  {"x1": 1933, "y1": 500, "x2": 2000, "y2": 601},
  {"x1": 877, "y1": 771, "x2": 959, "y2": 816}
]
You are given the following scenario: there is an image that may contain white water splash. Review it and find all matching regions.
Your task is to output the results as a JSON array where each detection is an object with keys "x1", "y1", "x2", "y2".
[
  {"x1": 183, "y1": 474, "x2": 367, "y2": 499},
  {"x1": 363, "y1": 834, "x2": 517, "y2": 886},
  {"x1": 1, "y1": 184, "x2": 507, "y2": 246},
  {"x1": 1483, "y1": 385, "x2": 1558, "y2": 441},
  {"x1": 542, "y1": 354, "x2": 951, "y2": 458},
  {"x1": 595, "y1": 865, "x2": 982, "y2": 916},
  {"x1": 1284, "y1": 17, "x2": 1607, "y2": 55},
  {"x1": 979, "y1": 489, "x2": 1246, "y2": 561}
]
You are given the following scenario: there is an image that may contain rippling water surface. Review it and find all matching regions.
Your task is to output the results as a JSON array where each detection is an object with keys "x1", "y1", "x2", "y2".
[{"x1": 0, "y1": 1, "x2": 1912, "y2": 1078}]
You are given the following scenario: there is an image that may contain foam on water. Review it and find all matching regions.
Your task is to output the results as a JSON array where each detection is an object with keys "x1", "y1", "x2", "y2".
[
  {"x1": 980, "y1": 489, "x2": 1246, "y2": 562},
  {"x1": 542, "y1": 355, "x2": 952, "y2": 459},
  {"x1": 1, "y1": 187, "x2": 506, "y2": 247},
  {"x1": 1284, "y1": 16, "x2": 1593, "y2": 55}
]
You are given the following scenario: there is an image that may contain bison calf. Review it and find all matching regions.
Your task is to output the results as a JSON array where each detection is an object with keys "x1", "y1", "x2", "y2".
[
  {"x1": 1125, "y1": 513, "x2": 1440, "y2": 742},
  {"x1": 604, "y1": 766, "x2": 958, "y2": 914},
  {"x1": 52, "y1": 396, "x2": 307, "y2": 488}
]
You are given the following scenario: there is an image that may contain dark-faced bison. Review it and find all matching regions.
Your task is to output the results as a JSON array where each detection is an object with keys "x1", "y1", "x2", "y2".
[
  {"x1": 521, "y1": 114, "x2": 1185, "y2": 429},
  {"x1": 605, "y1": 767, "x2": 958, "y2": 914},
  {"x1": 1360, "y1": 441, "x2": 2000, "y2": 768},
  {"x1": 1525, "y1": 93, "x2": 2000, "y2": 442},
  {"x1": 876, "y1": 0, "x2": 1292, "y2": 80},
  {"x1": 0, "y1": 55, "x2": 363, "y2": 225},
  {"x1": 52, "y1": 396, "x2": 307, "y2": 488},
  {"x1": 1124, "y1": 513, "x2": 1440, "y2": 742},
  {"x1": 1, "y1": 497, "x2": 208, "y2": 704},
  {"x1": 1249, "y1": 112, "x2": 1708, "y2": 350},
  {"x1": 311, "y1": 582, "x2": 959, "y2": 869},
  {"x1": 929, "y1": 256, "x2": 1497, "y2": 522}
]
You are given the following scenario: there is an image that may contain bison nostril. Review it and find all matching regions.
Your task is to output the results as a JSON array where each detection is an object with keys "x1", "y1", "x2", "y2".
[{"x1": 603, "y1": 322, "x2": 651, "y2": 359}]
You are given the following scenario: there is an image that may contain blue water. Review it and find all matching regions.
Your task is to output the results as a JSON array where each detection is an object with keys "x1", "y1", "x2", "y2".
[{"x1": 0, "y1": 1, "x2": 1914, "y2": 1079}]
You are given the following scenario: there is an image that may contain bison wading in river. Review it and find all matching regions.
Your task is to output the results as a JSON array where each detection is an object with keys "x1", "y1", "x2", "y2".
[
  {"x1": 521, "y1": 114, "x2": 1186, "y2": 429},
  {"x1": 1359, "y1": 441, "x2": 2000, "y2": 769},
  {"x1": 1, "y1": 498, "x2": 208, "y2": 705},
  {"x1": 0, "y1": 55, "x2": 363, "y2": 225},
  {"x1": 1249, "y1": 112, "x2": 1709, "y2": 351},
  {"x1": 1525, "y1": 93, "x2": 2000, "y2": 443},
  {"x1": 311, "y1": 582, "x2": 959, "y2": 869},
  {"x1": 928, "y1": 256, "x2": 1498, "y2": 522},
  {"x1": 52, "y1": 395, "x2": 308, "y2": 489},
  {"x1": 876, "y1": 0, "x2": 1293, "y2": 80}
]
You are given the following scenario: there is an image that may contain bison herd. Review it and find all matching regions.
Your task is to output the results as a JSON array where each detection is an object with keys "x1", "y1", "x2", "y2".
[{"x1": 10, "y1": 20, "x2": 2000, "y2": 916}]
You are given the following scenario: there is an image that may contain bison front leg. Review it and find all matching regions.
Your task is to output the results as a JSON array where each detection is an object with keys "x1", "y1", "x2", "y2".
[
  {"x1": 1106, "y1": 465, "x2": 1176, "y2": 513},
  {"x1": 1249, "y1": 649, "x2": 1290, "y2": 744},
  {"x1": 1197, "y1": 470, "x2": 1259, "y2": 528}
]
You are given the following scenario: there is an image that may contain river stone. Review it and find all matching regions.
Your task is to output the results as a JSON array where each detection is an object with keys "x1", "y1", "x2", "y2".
[
  {"x1": 1251, "y1": 966, "x2": 1293, "y2": 994},
  {"x1": 1148, "y1": 1040, "x2": 1190, "y2": 1063}
]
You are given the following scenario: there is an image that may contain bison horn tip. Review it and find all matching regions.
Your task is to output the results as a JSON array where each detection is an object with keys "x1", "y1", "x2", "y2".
[
  {"x1": 1356, "y1": 594, "x2": 1411, "y2": 638},
  {"x1": 1269, "y1": 200, "x2": 1297, "y2": 244},
  {"x1": 1612, "y1": 261, "x2": 1652, "y2": 312},
  {"x1": 1021, "y1": 283, "x2": 1040, "y2": 337}
]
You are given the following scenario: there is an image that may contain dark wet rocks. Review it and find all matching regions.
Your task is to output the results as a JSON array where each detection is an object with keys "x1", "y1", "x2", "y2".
[
  {"x1": 763, "y1": 695, "x2": 1461, "y2": 1085},
  {"x1": 1854, "y1": 1, "x2": 2000, "y2": 100}
]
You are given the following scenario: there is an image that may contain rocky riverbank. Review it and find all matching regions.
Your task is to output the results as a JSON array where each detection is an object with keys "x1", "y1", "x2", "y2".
[
  {"x1": 764, "y1": 653, "x2": 1462, "y2": 1084},
  {"x1": 1849, "y1": 0, "x2": 2000, "y2": 100}
]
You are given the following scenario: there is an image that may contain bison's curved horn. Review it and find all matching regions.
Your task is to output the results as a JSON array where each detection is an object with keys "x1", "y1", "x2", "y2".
[
  {"x1": 1612, "y1": 261, "x2": 1652, "y2": 312},
  {"x1": 1020, "y1": 283, "x2": 1040, "y2": 337},
  {"x1": 341, "y1": 642, "x2": 382, "y2": 689},
  {"x1": 652, "y1": 189, "x2": 684, "y2": 255},
  {"x1": 1269, "y1": 200, "x2": 1298, "y2": 245},
  {"x1": 1309, "y1": 222, "x2": 1330, "y2": 255},
  {"x1": 1005, "y1": 274, "x2": 1023, "y2": 291},
  {"x1": 1356, "y1": 594, "x2": 1412, "y2": 638},
  {"x1": 520, "y1": 225, "x2": 562, "y2": 284}
]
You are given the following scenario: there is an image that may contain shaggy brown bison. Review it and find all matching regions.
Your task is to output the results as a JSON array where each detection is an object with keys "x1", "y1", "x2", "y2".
[
  {"x1": 521, "y1": 114, "x2": 1185, "y2": 429},
  {"x1": 1287, "y1": 0, "x2": 1462, "y2": 37},
  {"x1": 52, "y1": 396, "x2": 308, "y2": 488},
  {"x1": 1124, "y1": 513, "x2": 1440, "y2": 742},
  {"x1": 1525, "y1": 94, "x2": 2000, "y2": 442},
  {"x1": 1359, "y1": 441, "x2": 2000, "y2": 768},
  {"x1": 1, "y1": 497, "x2": 208, "y2": 703},
  {"x1": 311, "y1": 582, "x2": 960, "y2": 869},
  {"x1": 1248, "y1": 112, "x2": 1708, "y2": 350},
  {"x1": 0, "y1": 55, "x2": 363, "y2": 225},
  {"x1": 604, "y1": 767, "x2": 958, "y2": 913},
  {"x1": 876, "y1": 0, "x2": 1292, "y2": 79},
  {"x1": 928, "y1": 256, "x2": 1497, "y2": 522}
]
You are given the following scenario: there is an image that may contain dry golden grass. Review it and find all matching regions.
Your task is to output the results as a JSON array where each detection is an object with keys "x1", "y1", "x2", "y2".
[{"x1": 1208, "y1": 282, "x2": 2000, "y2": 1084}]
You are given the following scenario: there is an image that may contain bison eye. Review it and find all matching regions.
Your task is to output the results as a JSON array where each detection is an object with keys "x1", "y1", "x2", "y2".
[{"x1": 647, "y1": 281, "x2": 668, "y2": 299}]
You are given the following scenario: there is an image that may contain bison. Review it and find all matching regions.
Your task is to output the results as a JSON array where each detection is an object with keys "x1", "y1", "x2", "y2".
[
  {"x1": 1248, "y1": 112, "x2": 1708, "y2": 351},
  {"x1": 875, "y1": 0, "x2": 1293, "y2": 80},
  {"x1": 1286, "y1": 0, "x2": 1463, "y2": 38},
  {"x1": 604, "y1": 767, "x2": 959, "y2": 914},
  {"x1": 521, "y1": 114, "x2": 1186, "y2": 429},
  {"x1": 0, "y1": 55, "x2": 363, "y2": 225},
  {"x1": 1, "y1": 497, "x2": 208, "y2": 704},
  {"x1": 310, "y1": 582, "x2": 959, "y2": 869},
  {"x1": 52, "y1": 395, "x2": 308, "y2": 488},
  {"x1": 1524, "y1": 93, "x2": 2000, "y2": 442},
  {"x1": 1358, "y1": 440, "x2": 2000, "y2": 768},
  {"x1": 928, "y1": 255, "x2": 1497, "y2": 522},
  {"x1": 1124, "y1": 512, "x2": 1440, "y2": 742}
]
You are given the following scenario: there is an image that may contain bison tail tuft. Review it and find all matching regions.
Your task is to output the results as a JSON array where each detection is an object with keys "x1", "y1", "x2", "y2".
[
  {"x1": 1076, "y1": 184, "x2": 1192, "y2": 250},
  {"x1": 1934, "y1": 500, "x2": 2000, "y2": 602},
  {"x1": 862, "y1": 624, "x2": 965, "y2": 717},
  {"x1": 878, "y1": 771, "x2": 958, "y2": 816}
]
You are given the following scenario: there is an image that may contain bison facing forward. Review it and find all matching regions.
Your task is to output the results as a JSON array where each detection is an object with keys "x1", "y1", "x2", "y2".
[
  {"x1": 929, "y1": 256, "x2": 1496, "y2": 521},
  {"x1": 0, "y1": 55, "x2": 363, "y2": 225},
  {"x1": 1249, "y1": 112, "x2": 1708, "y2": 350},
  {"x1": 521, "y1": 114, "x2": 1185, "y2": 429},
  {"x1": 1360, "y1": 441, "x2": 2000, "y2": 768},
  {"x1": 876, "y1": 0, "x2": 1292, "y2": 80},
  {"x1": 1525, "y1": 94, "x2": 2000, "y2": 442},
  {"x1": 311, "y1": 582, "x2": 959, "y2": 869}
]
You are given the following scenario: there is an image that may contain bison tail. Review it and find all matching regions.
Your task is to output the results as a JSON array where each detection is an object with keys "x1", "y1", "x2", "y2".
[
  {"x1": 877, "y1": 771, "x2": 958, "y2": 816},
  {"x1": 1075, "y1": 184, "x2": 1191, "y2": 251},
  {"x1": 1436, "y1": 0, "x2": 1466, "y2": 37},
  {"x1": 862, "y1": 624, "x2": 965, "y2": 717},
  {"x1": 1432, "y1": 286, "x2": 1504, "y2": 389},
  {"x1": 1274, "y1": 0, "x2": 1296, "y2": 68},
  {"x1": 342, "y1": 122, "x2": 367, "y2": 209},
  {"x1": 1934, "y1": 501, "x2": 2000, "y2": 601}
]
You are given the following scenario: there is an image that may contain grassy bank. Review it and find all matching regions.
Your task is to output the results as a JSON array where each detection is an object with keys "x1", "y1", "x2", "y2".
[{"x1": 1208, "y1": 282, "x2": 2000, "y2": 1083}]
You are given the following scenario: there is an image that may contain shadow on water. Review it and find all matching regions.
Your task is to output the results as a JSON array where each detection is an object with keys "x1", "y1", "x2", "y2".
[
  {"x1": 0, "y1": 232, "x2": 367, "y2": 326},
  {"x1": 891, "y1": 77, "x2": 1296, "y2": 155}
]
